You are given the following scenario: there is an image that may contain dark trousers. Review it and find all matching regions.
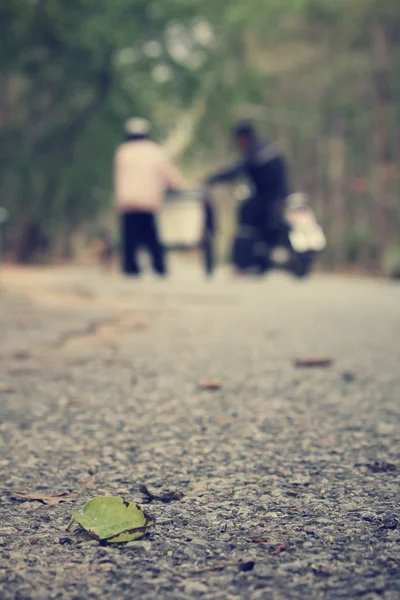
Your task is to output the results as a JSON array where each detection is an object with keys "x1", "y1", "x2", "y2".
[
  {"x1": 121, "y1": 211, "x2": 166, "y2": 276},
  {"x1": 237, "y1": 196, "x2": 260, "y2": 228},
  {"x1": 238, "y1": 195, "x2": 283, "y2": 234}
]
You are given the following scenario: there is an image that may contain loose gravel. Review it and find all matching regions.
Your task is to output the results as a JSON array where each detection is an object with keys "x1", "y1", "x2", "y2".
[{"x1": 0, "y1": 269, "x2": 399, "y2": 599}]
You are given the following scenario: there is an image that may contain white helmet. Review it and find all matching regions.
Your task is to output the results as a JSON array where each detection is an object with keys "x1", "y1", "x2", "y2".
[{"x1": 124, "y1": 117, "x2": 151, "y2": 136}]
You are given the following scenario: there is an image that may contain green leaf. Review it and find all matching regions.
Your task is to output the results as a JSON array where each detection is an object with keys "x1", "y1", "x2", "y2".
[{"x1": 72, "y1": 496, "x2": 155, "y2": 543}]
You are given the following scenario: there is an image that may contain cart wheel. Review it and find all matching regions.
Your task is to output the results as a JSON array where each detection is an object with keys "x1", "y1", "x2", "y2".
[{"x1": 203, "y1": 233, "x2": 215, "y2": 277}]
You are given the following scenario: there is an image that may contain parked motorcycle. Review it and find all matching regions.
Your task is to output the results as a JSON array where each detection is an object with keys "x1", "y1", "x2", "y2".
[{"x1": 232, "y1": 187, "x2": 326, "y2": 278}]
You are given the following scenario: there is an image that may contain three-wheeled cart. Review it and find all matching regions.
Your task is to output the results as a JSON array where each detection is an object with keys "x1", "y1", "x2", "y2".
[{"x1": 158, "y1": 190, "x2": 216, "y2": 276}]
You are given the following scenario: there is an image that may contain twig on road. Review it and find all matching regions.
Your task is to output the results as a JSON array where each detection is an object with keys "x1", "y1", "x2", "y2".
[
  {"x1": 139, "y1": 484, "x2": 184, "y2": 504},
  {"x1": 191, "y1": 561, "x2": 255, "y2": 575}
]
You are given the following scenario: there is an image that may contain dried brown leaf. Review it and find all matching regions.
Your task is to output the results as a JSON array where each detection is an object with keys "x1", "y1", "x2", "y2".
[
  {"x1": 0, "y1": 382, "x2": 16, "y2": 393},
  {"x1": 14, "y1": 350, "x2": 31, "y2": 361},
  {"x1": 198, "y1": 380, "x2": 222, "y2": 391},
  {"x1": 294, "y1": 357, "x2": 334, "y2": 368},
  {"x1": 28, "y1": 537, "x2": 39, "y2": 545},
  {"x1": 192, "y1": 562, "x2": 239, "y2": 574},
  {"x1": 192, "y1": 561, "x2": 255, "y2": 575},
  {"x1": 271, "y1": 543, "x2": 288, "y2": 556},
  {"x1": 10, "y1": 491, "x2": 78, "y2": 505}
]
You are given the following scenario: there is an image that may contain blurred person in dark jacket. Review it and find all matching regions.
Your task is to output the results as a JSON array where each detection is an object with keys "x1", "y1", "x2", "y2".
[{"x1": 205, "y1": 122, "x2": 290, "y2": 238}]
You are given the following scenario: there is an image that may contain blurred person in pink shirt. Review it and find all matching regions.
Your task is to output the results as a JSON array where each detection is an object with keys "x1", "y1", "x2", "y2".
[{"x1": 114, "y1": 118, "x2": 184, "y2": 276}]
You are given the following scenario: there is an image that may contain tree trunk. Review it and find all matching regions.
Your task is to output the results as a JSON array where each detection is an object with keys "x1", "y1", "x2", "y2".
[
  {"x1": 371, "y1": 19, "x2": 392, "y2": 265},
  {"x1": 13, "y1": 51, "x2": 115, "y2": 264},
  {"x1": 13, "y1": 219, "x2": 49, "y2": 264},
  {"x1": 328, "y1": 120, "x2": 347, "y2": 267}
]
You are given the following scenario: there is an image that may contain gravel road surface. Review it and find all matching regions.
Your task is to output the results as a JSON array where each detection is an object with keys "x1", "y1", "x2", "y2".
[{"x1": 0, "y1": 265, "x2": 399, "y2": 600}]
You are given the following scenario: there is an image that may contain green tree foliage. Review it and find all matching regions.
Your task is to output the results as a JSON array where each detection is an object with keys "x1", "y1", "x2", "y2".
[
  {"x1": 1, "y1": 0, "x2": 399, "y2": 270},
  {"x1": 0, "y1": 0, "x2": 214, "y2": 260}
]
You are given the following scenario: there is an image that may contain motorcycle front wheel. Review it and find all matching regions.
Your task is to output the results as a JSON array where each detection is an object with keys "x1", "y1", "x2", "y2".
[{"x1": 291, "y1": 252, "x2": 313, "y2": 279}]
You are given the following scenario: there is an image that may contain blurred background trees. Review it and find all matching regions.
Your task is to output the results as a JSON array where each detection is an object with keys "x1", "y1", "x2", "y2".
[{"x1": 1, "y1": 0, "x2": 400, "y2": 274}]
